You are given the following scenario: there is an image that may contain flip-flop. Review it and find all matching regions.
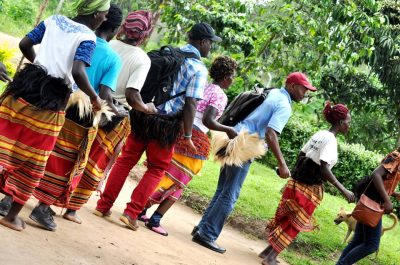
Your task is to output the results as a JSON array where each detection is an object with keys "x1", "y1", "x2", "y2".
[
  {"x1": 119, "y1": 214, "x2": 139, "y2": 231},
  {"x1": 93, "y1": 209, "x2": 112, "y2": 217},
  {"x1": 145, "y1": 222, "x2": 168, "y2": 236},
  {"x1": 0, "y1": 217, "x2": 26, "y2": 232}
]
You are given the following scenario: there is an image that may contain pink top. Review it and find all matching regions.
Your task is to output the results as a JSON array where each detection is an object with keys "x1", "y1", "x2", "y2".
[
  {"x1": 194, "y1": 83, "x2": 228, "y2": 133},
  {"x1": 196, "y1": 83, "x2": 228, "y2": 118}
]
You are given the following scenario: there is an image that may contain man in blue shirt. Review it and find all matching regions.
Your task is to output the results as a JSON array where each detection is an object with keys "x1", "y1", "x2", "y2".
[
  {"x1": 192, "y1": 72, "x2": 317, "y2": 253},
  {"x1": 85, "y1": 4, "x2": 123, "y2": 115}
]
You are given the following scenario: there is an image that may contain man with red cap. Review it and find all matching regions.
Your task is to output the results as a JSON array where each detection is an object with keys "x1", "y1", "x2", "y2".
[{"x1": 192, "y1": 71, "x2": 317, "y2": 253}]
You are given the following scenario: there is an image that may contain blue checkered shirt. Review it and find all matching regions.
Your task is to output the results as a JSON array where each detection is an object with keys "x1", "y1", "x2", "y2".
[{"x1": 159, "y1": 44, "x2": 208, "y2": 114}]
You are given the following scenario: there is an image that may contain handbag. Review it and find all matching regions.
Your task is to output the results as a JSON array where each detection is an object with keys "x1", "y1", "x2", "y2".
[
  {"x1": 351, "y1": 193, "x2": 384, "y2": 227},
  {"x1": 351, "y1": 175, "x2": 395, "y2": 227}
]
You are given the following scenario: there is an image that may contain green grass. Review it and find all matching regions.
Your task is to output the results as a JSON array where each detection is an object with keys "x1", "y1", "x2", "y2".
[
  {"x1": 186, "y1": 159, "x2": 400, "y2": 265},
  {"x1": 0, "y1": 14, "x2": 33, "y2": 38}
]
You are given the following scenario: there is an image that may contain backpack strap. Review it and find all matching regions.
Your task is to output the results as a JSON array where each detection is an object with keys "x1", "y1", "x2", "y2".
[
  {"x1": 154, "y1": 46, "x2": 201, "y2": 107},
  {"x1": 156, "y1": 91, "x2": 186, "y2": 108}
]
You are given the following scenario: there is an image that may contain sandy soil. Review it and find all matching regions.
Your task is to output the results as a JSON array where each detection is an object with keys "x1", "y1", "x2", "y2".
[{"x1": 0, "y1": 177, "x2": 288, "y2": 265}]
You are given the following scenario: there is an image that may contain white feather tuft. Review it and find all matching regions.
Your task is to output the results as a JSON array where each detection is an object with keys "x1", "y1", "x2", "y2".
[
  {"x1": 211, "y1": 130, "x2": 267, "y2": 167},
  {"x1": 66, "y1": 89, "x2": 115, "y2": 127}
]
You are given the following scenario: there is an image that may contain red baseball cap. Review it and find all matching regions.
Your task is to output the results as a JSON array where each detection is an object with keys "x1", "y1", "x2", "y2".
[{"x1": 286, "y1": 72, "x2": 317, "y2": 92}]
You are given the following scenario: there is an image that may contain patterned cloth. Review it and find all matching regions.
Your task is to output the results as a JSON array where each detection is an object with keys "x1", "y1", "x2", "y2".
[
  {"x1": 146, "y1": 152, "x2": 204, "y2": 207},
  {"x1": 267, "y1": 179, "x2": 323, "y2": 253},
  {"x1": 67, "y1": 117, "x2": 130, "y2": 210},
  {"x1": 117, "y1": 10, "x2": 153, "y2": 45},
  {"x1": 0, "y1": 96, "x2": 65, "y2": 205},
  {"x1": 72, "y1": 0, "x2": 110, "y2": 15},
  {"x1": 33, "y1": 118, "x2": 97, "y2": 207},
  {"x1": 146, "y1": 127, "x2": 210, "y2": 207},
  {"x1": 159, "y1": 44, "x2": 208, "y2": 115},
  {"x1": 196, "y1": 83, "x2": 227, "y2": 116},
  {"x1": 27, "y1": 15, "x2": 96, "y2": 87},
  {"x1": 381, "y1": 150, "x2": 400, "y2": 196},
  {"x1": 194, "y1": 83, "x2": 228, "y2": 133}
]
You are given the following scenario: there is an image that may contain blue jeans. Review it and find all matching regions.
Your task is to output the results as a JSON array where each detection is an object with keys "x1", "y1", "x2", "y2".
[
  {"x1": 336, "y1": 219, "x2": 382, "y2": 265},
  {"x1": 197, "y1": 161, "x2": 251, "y2": 241}
]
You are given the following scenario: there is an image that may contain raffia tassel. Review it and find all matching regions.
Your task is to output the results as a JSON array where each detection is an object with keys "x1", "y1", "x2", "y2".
[
  {"x1": 66, "y1": 89, "x2": 115, "y2": 127},
  {"x1": 211, "y1": 130, "x2": 267, "y2": 167}
]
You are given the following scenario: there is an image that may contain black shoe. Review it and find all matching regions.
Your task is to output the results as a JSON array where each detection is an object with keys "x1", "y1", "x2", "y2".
[
  {"x1": 29, "y1": 205, "x2": 57, "y2": 231},
  {"x1": 191, "y1": 226, "x2": 199, "y2": 236},
  {"x1": 192, "y1": 232, "x2": 226, "y2": 254},
  {"x1": 49, "y1": 207, "x2": 56, "y2": 216},
  {"x1": 0, "y1": 196, "x2": 12, "y2": 216}
]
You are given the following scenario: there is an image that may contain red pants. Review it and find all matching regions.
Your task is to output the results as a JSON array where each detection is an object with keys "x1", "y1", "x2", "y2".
[{"x1": 96, "y1": 132, "x2": 174, "y2": 219}]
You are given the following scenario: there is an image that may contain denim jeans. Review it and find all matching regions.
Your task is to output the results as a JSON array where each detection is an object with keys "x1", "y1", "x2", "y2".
[
  {"x1": 197, "y1": 161, "x2": 251, "y2": 241},
  {"x1": 336, "y1": 219, "x2": 382, "y2": 265}
]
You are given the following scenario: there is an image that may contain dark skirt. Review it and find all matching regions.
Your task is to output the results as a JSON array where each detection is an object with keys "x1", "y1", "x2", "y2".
[
  {"x1": 1, "y1": 63, "x2": 71, "y2": 111},
  {"x1": 129, "y1": 109, "x2": 182, "y2": 147}
]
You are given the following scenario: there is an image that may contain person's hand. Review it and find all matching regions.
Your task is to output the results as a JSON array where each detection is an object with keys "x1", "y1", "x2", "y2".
[
  {"x1": 144, "y1": 102, "x2": 158, "y2": 114},
  {"x1": 343, "y1": 189, "x2": 356, "y2": 203},
  {"x1": 182, "y1": 137, "x2": 196, "y2": 153},
  {"x1": 0, "y1": 62, "x2": 12, "y2": 82},
  {"x1": 383, "y1": 200, "x2": 393, "y2": 214},
  {"x1": 90, "y1": 96, "x2": 102, "y2": 112},
  {"x1": 391, "y1": 192, "x2": 400, "y2": 200},
  {"x1": 117, "y1": 109, "x2": 129, "y2": 117},
  {"x1": 226, "y1": 127, "x2": 238, "y2": 139},
  {"x1": 278, "y1": 163, "x2": 291, "y2": 179}
]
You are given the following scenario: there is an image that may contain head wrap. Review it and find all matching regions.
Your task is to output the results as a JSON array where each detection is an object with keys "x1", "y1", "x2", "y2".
[
  {"x1": 72, "y1": 0, "x2": 111, "y2": 16},
  {"x1": 323, "y1": 101, "x2": 349, "y2": 125},
  {"x1": 117, "y1": 10, "x2": 153, "y2": 46}
]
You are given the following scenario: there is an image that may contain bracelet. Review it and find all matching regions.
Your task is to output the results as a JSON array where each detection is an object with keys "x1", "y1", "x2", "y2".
[{"x1": 183, "y1": 134, "x2": 192, "y2": 138}]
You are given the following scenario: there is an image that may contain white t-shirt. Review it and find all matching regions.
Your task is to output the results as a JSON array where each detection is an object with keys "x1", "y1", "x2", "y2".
[
  {"x1": 301, "y1": 130, "x2": 338, "y2": 169},
  {"x1": 34, "y1": 15, "x2": 96, "y2": 87},
  {"x1": 110, "y1": 40, "x2": 151, "y2": 102}
]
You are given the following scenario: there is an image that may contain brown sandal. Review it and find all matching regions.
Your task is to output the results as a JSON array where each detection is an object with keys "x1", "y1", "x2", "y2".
[
  {"x1": 93, "y1": 209, "x2": 112, "y2": 217},
  {"x1": 119, "y1": 214, "x2": 139, "y2": 231}
]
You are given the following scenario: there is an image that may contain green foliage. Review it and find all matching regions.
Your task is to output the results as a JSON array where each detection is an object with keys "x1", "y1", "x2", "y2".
[
  {"x1": 319, "y1": 66, "x2": 397, "y2": 153},
  {"x1": 2, "y1": 0, "x2": 35, "y2": 24},
  {"x1": 0, "y1": 44, "x2": 16, "y2": 76}
]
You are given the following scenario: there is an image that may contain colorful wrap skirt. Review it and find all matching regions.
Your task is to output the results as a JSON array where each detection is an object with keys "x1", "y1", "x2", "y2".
[
  {"x1": 67, "y1": 117, "x2": 130, "y2": 210},
  {"x1": 33, "y1": 118, "x2": 97, "y2": 207},
  {"x1": 267, "y1": 179, "x2": 323, "y2": 253},
  {"x1": 146, "y1": 128, "x2": 210, "y2": 207},
  {"x1": 0, "y1": 96, "x2": 65, "y2": 205}
]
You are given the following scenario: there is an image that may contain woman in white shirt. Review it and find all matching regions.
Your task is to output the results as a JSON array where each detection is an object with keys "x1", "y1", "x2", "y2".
[{"x1": 260, "y1": 102, "x2": 356, "y2": 265}]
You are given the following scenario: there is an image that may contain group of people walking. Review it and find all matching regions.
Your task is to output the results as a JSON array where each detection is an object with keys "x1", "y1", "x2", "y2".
[{"x1": 0, "y1": 1, "x2": 398, "y2": 265}]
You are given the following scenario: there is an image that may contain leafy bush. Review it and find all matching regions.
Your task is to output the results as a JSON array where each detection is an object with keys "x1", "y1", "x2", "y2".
[
  {"x1": 3, "y1": 0, "x2": 35, "y2": 24},
  {"x1": 0, "y1": 44, "x2": 16, "y2": 77}
]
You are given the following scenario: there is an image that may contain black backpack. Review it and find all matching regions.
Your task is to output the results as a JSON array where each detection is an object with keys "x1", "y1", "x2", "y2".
[
  {"x1": 140, "y1": 45, "x2": 200, "y2": 106},
  {"x1": 219, "y1": 87, "x2": 273, "y2": 126}
]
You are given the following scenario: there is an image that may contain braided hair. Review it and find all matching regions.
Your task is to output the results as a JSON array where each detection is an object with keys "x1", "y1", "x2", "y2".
[
  {"x1": 323, "y1": 101, "x2": 349, "y2": 125},
  {"x1": 97, "y1": 4, "x2": 123, "y2": 32}
]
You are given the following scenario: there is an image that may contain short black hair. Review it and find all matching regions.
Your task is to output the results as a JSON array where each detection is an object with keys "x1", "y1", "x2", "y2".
[
  {"x1": 209, "y1": 56, "x2": 238, "y2": 82},
  {"x1": 97, "y1": 4, "x2": 123, "y2": 32}
]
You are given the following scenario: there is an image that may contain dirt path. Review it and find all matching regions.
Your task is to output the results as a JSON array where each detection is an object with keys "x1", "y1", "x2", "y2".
[{"x1": 0, "y1": 177, "x2": 287, "y2": 265}]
